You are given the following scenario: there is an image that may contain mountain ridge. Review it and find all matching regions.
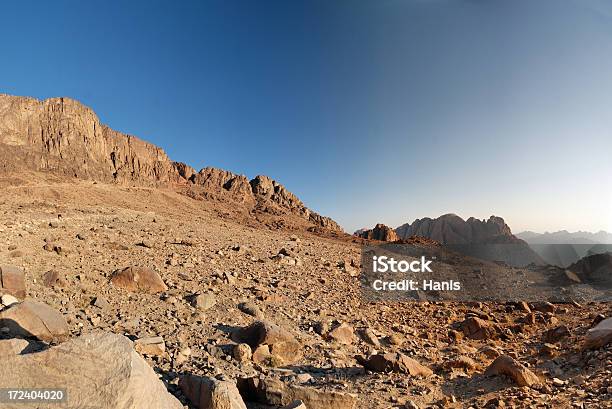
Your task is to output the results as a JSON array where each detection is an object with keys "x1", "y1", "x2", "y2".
[{"x1": 0, "y1": 93, "x2": 341, "y2": 232}]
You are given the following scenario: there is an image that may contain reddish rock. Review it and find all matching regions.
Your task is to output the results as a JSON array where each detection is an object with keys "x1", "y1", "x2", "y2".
[
  {"x1": 484, "y1": 355, "x2": 540, "y2": 387},
  {"x1": 0, "y1": 265, "x2": 25, "y2": 298},
  {"x1": 110, "y1": 266, "x2": 167, "y2": 293}
]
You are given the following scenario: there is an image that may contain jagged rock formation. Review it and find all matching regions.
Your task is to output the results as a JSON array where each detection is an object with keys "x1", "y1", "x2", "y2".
[
  {"x1": 568, "y1": 252, "x2": 612, "y2": 287},
  {"x1": 396, "y1": 214, "x2": 513, "y2": 244},
  {"x1": 0, "y1": 94, "x2": 340, "y2": 231},
  {"x1": 356, "y1": 224, "x2": 398, "y2": 241},
  {"x1": 395, "y1": 214, "x2": 543, "y2": 267}
]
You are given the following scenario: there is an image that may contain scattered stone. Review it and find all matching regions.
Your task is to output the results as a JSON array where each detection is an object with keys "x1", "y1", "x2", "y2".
[
  {"x1": 238, "y1": 376, "x2": 357, "y2": 409},
  {"x1": 233, "y1": 343, "x2": 252, "y2": 362},
  {"x1": 543, "y1": 325, "x2": 570, "y2": 343},
  {"x1": 192, "y1": 293, "x2": 216, "y2": 311},
  {"x1": 484, "y1": 355, "x2": 540, "y2": 387},
  {"x1": 0, "y1": 338, "x2": 30, "y2": 355},
  {"x1": 0, "y1": 300, "x2": 69, "y2": 342},
  {"x1": 110, "y1": 266, "x2": 167, "y2": 293},
  {"x1": 42, "y1": 269, "x2": 66, "y2": 288},
  {"x1": 0, "y1": 265, "x2": 26, "y2": 298},
  {"x1": 327, "y1": 322, "x2": 356, "y2": 345},
  {"x1": 238, "y1": 301, "x2": 264, "y2": 318},
  {"x1": 233, "y1": 321, "x2": 301, "y2": 365},
  {"x1": 1, "y1": 294, "x2": 19, "y2": 307},
  {"x1": 583, "y1": 317, "x2": 612, "y2": 350},
  {"x1": 92, "y1": 296, "x2": 110, "y2": 309},
  {"x1": 460, "y1": 317, "x2": 497, "y2": 340},
  {"x1": 358, "y1": 353, "x2": 433, "y2": 377},
  {"x1": 479, "y1": 345, "x2": 501, "y2": 359},
  {"x1": 358, "y1": 327, "x2": 381, "y2": 347},
  {"x1": 531, "y1": 302, "x2": 556, "y2": 314},
  {"x1": 180, "y1": 374, "x2": 247, "y2": 409},
  {"x1": 0, "y1": 332, "x2": 183, "y2": 408},
  {"x1": 134, "y1": 336, "x2": 165, "y2": 356}
]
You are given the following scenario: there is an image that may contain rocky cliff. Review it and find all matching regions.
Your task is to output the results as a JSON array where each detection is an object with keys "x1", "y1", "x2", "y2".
[
  {"x1": 356, "y1": 224, "x2": 398, "y2": 241},
  {"x1": 394, "y1": 214, "x2": 543, "y2": 267},
  {"x1": 0, "y1": 94, "x2": 341, "y2": 231}
]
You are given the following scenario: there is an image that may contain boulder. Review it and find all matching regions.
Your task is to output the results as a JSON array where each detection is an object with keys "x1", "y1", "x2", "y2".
[
  {"x1": 0, "y1": 265, "x2": 25, "y2": 298},
  {"x1": 233, "y1": 321, "x2": 301, "y2": 365},
  {"x1": 134, "y1": 336, "x2": 165, "y2": 356},
  {"x1": 327, "y1": 323, "x2": 356, "y2": 345},
  {"x1": 0, "y1": 300, "x2": 69, "y2": 342},
  {"x1": 238, "y1": 376, "x2": 356, "y2": 409},
  {"x1": 0, "y1": 338, "x2": 30, "y2": 356},
  {"x1": 583, "y1": 317, "x2": 612, "y2": 350},
  {"x1": 460, "y1": 317, "x2": 497, "y2": 340},
  {"x1": 0, "y1": 332, "x2": 183, "y2": 408},
  {"x1": 484, "y1": 355, "x2": 540, "y2": 387},
  {"x1": 358, "y1": 353, "x2": 433, "y2": 377},
  {"x1": 179, "y1": 374, "x2": 247, "y2": 409},
  {"x1": 192, "y1": 293, "x2": 216, "y2": 311},
  {"x1": 110, "y1": 266, "x2": 167, "y2": 293}
]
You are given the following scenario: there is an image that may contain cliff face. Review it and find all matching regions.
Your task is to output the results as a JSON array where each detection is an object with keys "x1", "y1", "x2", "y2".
[
  {"x1": 357, "y1": 224, "x2": 399, "y2": 241},
  {"x1": 396, "y1": 214, "x2": 513, "y2": 245},
  {"x1": 394, "y1": 214, "x2": 543, "y2": 267},
  {"x1": 0, "y1": 94, "x2": 341, "y2": 231}
]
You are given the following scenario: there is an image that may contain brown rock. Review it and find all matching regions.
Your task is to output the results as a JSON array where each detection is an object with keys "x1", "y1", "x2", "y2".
[
  {"x1": 0, "y1": 338, "x2": 30, "y2": 356},
  {"x1": 327, "y1": 323, "x2": 356, "y2": 345},
  {"x1": 0, "y1": 332, "x2": 183, "y2": 408},
  {"x1": 484, "y1": 355, "x2": 540, "y2": 387},
  {"x1": 543, "y1": 325, "x2": 570, "y2": 343},
  {"x1": 110, "y1": 266, "x2": 167, "y2": 293},
  {"x1": 42, "y1": 269, "x2": 66, "y2": 288},
  {"x1": 583, "y1": 317, "x2": 612, "y2": 350},
  {"x1": 358, "y1": 353, "x2": 433, "y2": 377},
  {"x1": 238, "y1": 376, "x2": 356, "y2": 409},
  {"x1": 234, "y1": 321, "x2": 301, "y2": 365},
  {"x1": 179, "y1": 375, "x2": 247, "y2": 409},
  {"x1": 134, "y1": 336, "x2": 165, "y2": 356},
  {"x1": 460, "y1": 317, "x2": 497, "y2": 340},
  {"x1": 233, "y1": 343, "x2": 252, "y2": 362},
  {"x1": 358, "y1": 224, "x2": 398, "y2": 241},
  {"x1": 0, "y1": 300, "x2": 69, "y2": 342},
  {"x1": 0, "y1": 265, "x2": 25, "y2": 298}
]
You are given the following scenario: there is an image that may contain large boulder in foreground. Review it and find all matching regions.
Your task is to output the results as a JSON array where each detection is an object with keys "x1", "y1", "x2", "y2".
[
  {"x1": 0, "y1": 332, "x2": 183, "y2": 409},
  {"x1": 0, "y1": 300, "x2": 69, "y2": 342},
  {"x1": 583, "y1": 317, "x2": 612, "y2": 350},
  {"x1": 110, "y1": 266, "x2": 168, "y2": 293},
  {"x1": 484, "y1": 355, "x2": 540, "y2": 387},
  {"x1": 0, "y1": 265, "x2": 26, "y2": 298},
  {"x1": 180, "y1": 374, "x2": 246, "y2": 409}
]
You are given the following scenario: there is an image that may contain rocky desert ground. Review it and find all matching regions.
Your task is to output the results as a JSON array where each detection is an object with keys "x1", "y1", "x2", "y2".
[
  {"x1": 0, "y1": 179, "x2": 611, "y2": 409},
  {"x1": 0, "y1": 94, "x2": 611, "y2": 409}
]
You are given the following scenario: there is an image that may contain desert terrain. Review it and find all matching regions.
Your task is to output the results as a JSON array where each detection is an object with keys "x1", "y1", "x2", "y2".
[{"x1": 0, "y1": 94, "x2": 611, "y2": 409}]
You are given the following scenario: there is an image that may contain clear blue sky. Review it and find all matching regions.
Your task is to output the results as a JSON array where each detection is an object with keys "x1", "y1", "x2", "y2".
[{"x1": 2, "y1": 1, "x2": 611, "y2": 234}]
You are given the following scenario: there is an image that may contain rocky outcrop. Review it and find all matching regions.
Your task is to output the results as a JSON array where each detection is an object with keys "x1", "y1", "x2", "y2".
[
  {"x1": 357, "y1": 224, "x2": 398, "y2": 241},
  {"x1": 0, "y1": 332, "x2": 183, "y2": 408},
  {"x1": 568, "y1": 253, "x2": 612, "y2": 287},
  {"x1": 396, "y1": 214, "x2": 512, "y2": 244},
  {"x1": 395, "y1": 214, "x2": 542, "y2": 267},
  {"x1": 0, "y1": 94, "x2": 341, "y2": 231}
]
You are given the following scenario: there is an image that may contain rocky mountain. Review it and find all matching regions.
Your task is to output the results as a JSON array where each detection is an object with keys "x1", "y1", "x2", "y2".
[
  {"x1": 516, "y1": 230, "x2": 612, "y2": 267},
  {"x1": 0, "y1": 94, "x2": 340, "y2": 232},
  {"x1": 568, "y1": 252, "x2": 612, "y2": 288},
  {"x1": 517, "y1": 230, "x2": 612, "y2": 244},
  {"x1": 356, "y1": 224, "x2": 398, "y2": 241},
  {"x1": 394, "y1": 214, "x2": 543, "y2": 267}
]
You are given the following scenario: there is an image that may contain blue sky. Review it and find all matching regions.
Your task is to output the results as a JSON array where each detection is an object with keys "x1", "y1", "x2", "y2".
[{"x1": 1, "y1": 1, "x2": 611, "y2": 233}]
